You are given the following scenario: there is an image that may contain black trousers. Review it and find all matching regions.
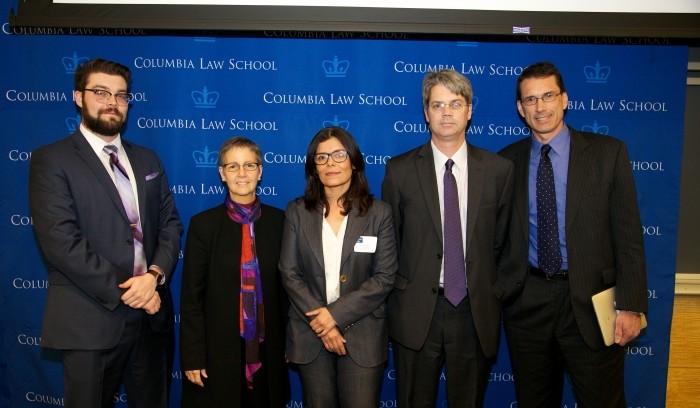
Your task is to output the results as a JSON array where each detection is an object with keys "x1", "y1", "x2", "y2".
[
  {"x1": 504, "y1": 275, "x2": 626, "y2": 408},
  {"x1": 61, "y1": 307, "x2": 168, "y2": 408},
  {"x1": 393, "y1": 294, "x2": 490, "y2": 408}
]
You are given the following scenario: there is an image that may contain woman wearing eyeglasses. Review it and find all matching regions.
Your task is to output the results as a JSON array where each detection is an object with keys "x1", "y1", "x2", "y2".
[
  {"x1": 279, "y1": 126, "x2": 397, "y2": 408},
  {"x1": 180, "y1": 137, "x2": 290, "y2": 407}
]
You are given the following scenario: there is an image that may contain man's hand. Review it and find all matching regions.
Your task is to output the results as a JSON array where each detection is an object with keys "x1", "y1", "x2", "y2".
[
  {"x1": 119, "y1": 274, "x2": 157, "y2": 309},
  {"x1": 143, "y1": 291, "x2": 161, "y2": 314},
  {"x1": 614, "y1": 311, "x2": 643, "y2": 346}
]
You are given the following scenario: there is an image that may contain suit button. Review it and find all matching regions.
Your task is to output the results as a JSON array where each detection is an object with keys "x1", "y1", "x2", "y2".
[
  {"x1": 437, "y1": 253, "x2": 442, "y2": 259},
  {"x1": 126, "y1": 239, "x2": 133, "y2": 246},
  {"x1": 339, "y1": 274, "x2": 347, "y2": 283},
  {"x1": 432, "y1": 288, "x2": 438, "y2": 294}
]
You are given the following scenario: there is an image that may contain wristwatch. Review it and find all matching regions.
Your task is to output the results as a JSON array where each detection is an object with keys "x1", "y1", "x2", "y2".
[{"x1": 146, "y1": 268, "x2": 166, "y2": 285}]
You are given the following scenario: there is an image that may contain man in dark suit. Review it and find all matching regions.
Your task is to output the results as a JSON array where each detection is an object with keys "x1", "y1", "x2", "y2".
[
  {"x1": 498, "y1": 61, "x2": 647, "y2": 407},
  {"x1": 29, "y1": 58, "x2": 182, "y2": 408},
  {"x1": 382, "y1": 69, "x2": 514, "y2": 407}
]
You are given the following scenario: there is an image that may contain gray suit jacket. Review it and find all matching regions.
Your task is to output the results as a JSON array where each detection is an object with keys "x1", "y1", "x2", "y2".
[
  {"x1": 498, "y1": 127, "x2": 647, "y2": 349},
  {"x1": 279, "y1": 197, "x2": 397, "y2": 367},
  {"x1": 29, "y1": 130, "x2": 182, "y2": 350},
  {"x1": 381, "y1": 141, "x2": 514, "y2": 358}
]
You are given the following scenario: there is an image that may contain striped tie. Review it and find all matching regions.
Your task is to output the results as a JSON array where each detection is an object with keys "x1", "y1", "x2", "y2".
[{"x1": 103, "y1": 145, "x2": 147, "y2": 276}]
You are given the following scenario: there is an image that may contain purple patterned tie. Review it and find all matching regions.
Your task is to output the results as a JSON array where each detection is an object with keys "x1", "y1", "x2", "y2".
[
  {"x1": 536, "y1": 145, "x2": 562, "y2": 276},
  {"x1": 443, "y1": 159, "x2": 467, "y2": 306},
  {"x1": 103, "y1": 145, "x2": 147, "y2": 276}
]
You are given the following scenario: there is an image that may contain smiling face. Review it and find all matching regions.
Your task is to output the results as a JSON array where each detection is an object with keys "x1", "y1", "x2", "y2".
[
  {"x1": 218, "y1": 146, "x2": 262, "y2": 204},
  {"x1": 74, "y1": 72, "x2": 129, "y2": 140},
  {"x1": 424, "y1": 83, "x2": 472, "y2": 145},
  {"x1": 315, "y1": 136, "x2": 353, "y2": 196},
  {"x1": 516, "y1": 75, "x2": 569, "y2": 144}
]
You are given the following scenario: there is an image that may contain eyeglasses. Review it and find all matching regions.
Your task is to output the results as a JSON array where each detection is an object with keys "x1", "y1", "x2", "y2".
[
  {"x1": 221, "y1": 162, "x2": 260, "y2": 172},
  {"x1": 520, "y1": 91, "x2": 561, "y2": 106},
  {"x1": 427, "y1": 101, "x2": 468, "y2": 112},
  {"x1": 314, "y1": 149, "x2": 348, "y2": 165},
  {"x1": 84, "y1": 88, "x2": 134, "y2": 106}
]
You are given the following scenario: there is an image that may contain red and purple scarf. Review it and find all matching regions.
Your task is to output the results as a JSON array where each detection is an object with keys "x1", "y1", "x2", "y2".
[{"x1": 225, "y1": 194, "x2": 264, "y2": 389}]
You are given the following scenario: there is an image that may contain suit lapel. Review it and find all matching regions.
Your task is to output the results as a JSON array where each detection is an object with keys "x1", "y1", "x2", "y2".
[
  {"x1": 71, "y1": 132, "x2": 130, "y2": 223},
  {"x1": 415, "y1": 142, "x2": 443, "y2": 241},
  {"x1": 565, "y1": 129, "x2": 591, "y2": 235},
  {"x1": 340, "y1": 207, "x2": 371, "y2": 268},
  {"x1": 465, "y1": 144, "x2": 485, "y2": 252},
  {"x1": 122, "y1": 142, "x2": 147, "y2": 219},
  {"x1": 299, "y1": 205, "x2": 325, "y2": 271},
  {"x1": 513, "y1": 140, "x2": 531, "y2": 243}
]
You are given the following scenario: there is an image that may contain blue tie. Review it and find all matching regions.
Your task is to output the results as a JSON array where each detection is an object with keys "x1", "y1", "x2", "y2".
[
  {"x1": 536, "y1": 145, "x2": 562, "y2": 276},
  {"x1": 103, "y1": 145, "x2": 147, "y2": 276},
  {"x1": 443, "y1": 159, "x2": 467, "y2": 306}
]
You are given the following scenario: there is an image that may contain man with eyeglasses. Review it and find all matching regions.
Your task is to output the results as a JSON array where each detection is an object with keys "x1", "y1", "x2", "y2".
[
  {"x1": 29, "y1": 58, "x2": 182, "y2": 407},
  {"x1": 498, "y1": 61, "x2": 647, "y2": 407},
  {"x1": 382, "y1": 69, "x2": 514, "y2": 407}
]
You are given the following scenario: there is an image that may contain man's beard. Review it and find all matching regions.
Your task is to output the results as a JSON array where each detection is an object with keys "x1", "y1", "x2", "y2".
[{"x1": 82, "y1": 106, "x2": 125, "y2": 136}]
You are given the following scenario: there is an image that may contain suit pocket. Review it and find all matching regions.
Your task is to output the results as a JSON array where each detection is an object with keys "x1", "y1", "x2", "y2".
[{"x1": 601, "y1": 267, "x2": 616, "y2": 286}]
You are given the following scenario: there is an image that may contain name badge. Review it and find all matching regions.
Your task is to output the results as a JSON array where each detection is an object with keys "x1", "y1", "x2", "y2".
[{"x1": 354, "y1": 236, "x2": 377, "y2": 253}]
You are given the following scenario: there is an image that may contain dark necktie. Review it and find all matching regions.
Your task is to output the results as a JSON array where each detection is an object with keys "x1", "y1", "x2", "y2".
[
  {"x1": 103, "y1": 145, "x2": 147, "y2": 276},
  {"x1": 443, "y1": 159, "x2": 467, "y2": 306},
  {"x1": 536, "y1": 145, "x2": 562, "y2": 276}
]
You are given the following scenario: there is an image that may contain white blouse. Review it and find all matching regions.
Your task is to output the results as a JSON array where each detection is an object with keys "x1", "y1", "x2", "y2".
[{"x1": 321, "y1": 215, "x2": 348, "y2": 304}]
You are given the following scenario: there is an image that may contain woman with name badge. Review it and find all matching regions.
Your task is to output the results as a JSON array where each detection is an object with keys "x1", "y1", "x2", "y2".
[
  {"x1": 180, "y1": 137, "x2": 290, "y2": 407},
  {"x1": 279, "y1": 126, "x2": 397, "y2": 408}
]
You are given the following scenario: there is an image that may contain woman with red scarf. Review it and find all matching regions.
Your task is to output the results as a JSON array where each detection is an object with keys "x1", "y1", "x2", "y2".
[{"x1": 180, "y1": 137, "x2": 290, "y2": 407}]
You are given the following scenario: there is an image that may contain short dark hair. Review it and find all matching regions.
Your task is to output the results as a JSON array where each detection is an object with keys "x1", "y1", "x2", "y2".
[
  {"x1": 217, "y1": 136, "x2": 263, "y2": 166},
  {"x1": 516, "y1": 61, "x2": 567, "y2": 101},
  {"x1": 74, "y1": 58, "x2": 132, "y2": 91},
  {"x1": 303, "y1": 126, "x2": 373, "y2": 217}
]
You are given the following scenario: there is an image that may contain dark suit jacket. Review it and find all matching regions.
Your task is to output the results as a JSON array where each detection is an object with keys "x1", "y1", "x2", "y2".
[
  {"x1": 381, "y1": 141, "x2": 514, "y2": 358},
  {"x1": 179, "y1": 204, "x2": 289, "y2": 407},
  {"x1": 29, "y1": 130, "x2": 182, "y2": 350},
  {"x1": 498, "y1": 127, "x2": 647, "y2": 349},
  {"x1": 279, "y1": 197, "x2": 397, "y2": 367}
]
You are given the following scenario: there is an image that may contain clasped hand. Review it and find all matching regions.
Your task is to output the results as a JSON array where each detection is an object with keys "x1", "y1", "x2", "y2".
[
  {"x1": 306, "y1": 307, "x2": 347, "y2": 356},
  {"x1": 119, "y1": 274, "x2": 160, "y2": 314}
]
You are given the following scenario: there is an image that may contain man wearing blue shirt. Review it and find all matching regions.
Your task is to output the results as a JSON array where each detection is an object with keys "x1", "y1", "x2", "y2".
[{"x1": 498, "y1": 61, "x2": 647, "y2": 408}]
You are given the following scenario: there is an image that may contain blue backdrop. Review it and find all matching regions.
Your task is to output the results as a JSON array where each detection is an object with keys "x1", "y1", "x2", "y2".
[{"x1": 0, "y1": 6, "x2": 687, "y2": 407}]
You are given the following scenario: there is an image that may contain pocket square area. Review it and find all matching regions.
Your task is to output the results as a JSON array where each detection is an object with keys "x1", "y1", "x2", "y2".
[{"x1": 145, "y1": 172, "x2": 160, "y2": 181}]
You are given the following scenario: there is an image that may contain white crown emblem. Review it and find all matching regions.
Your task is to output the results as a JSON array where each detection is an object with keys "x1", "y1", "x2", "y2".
[
  {"x1": 323, "y1": 56, "x2": 350, "y2": 78},
  {"x1": 191, "y1": 87, "x2": 219, "y2": 108},
  {"x1": 63, "y1": 52, "x2": 90, "y2": 74},
  {"x1": 66, "y1": 115, "x2": 81, "y2": 132},
  {"x1": 584, "y1": 61, "x2": 611, "y2": 83},
  {"x1": 581, "y1": 120, "x2": 610, "y2": 135},
  {"x1": 322, "y1": 115, "x2": 350, "y2": 130},
  {"x1": 192, "y1": 146, "x2": 219, "y2": 167}
]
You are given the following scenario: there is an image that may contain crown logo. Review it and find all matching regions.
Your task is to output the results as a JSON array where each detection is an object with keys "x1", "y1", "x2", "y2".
[
  {"x1": 584, "y1": 61, "x2": 611, "y2": 83},
  {"x1": 66, "y1": 115, "x2": 81, "y2": 132},
  {"x1": 62, "y1": 52, "x2": 90, "y2": 74},
  {"x1": 323, "y1": 56, "x2": 350, "y2": 78},
  {"x1": 192, "y1": 146, "x2": 219, "y2": 168},
  {"x1": 322, "y1": 115, "x2": 350, "y2": 130},
  {"x1": 581, "y1": 120, "x2": 610, "y2": 135},
  {"x1": 191, "y1": 87, "x2": 220, "y2": 108}
]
